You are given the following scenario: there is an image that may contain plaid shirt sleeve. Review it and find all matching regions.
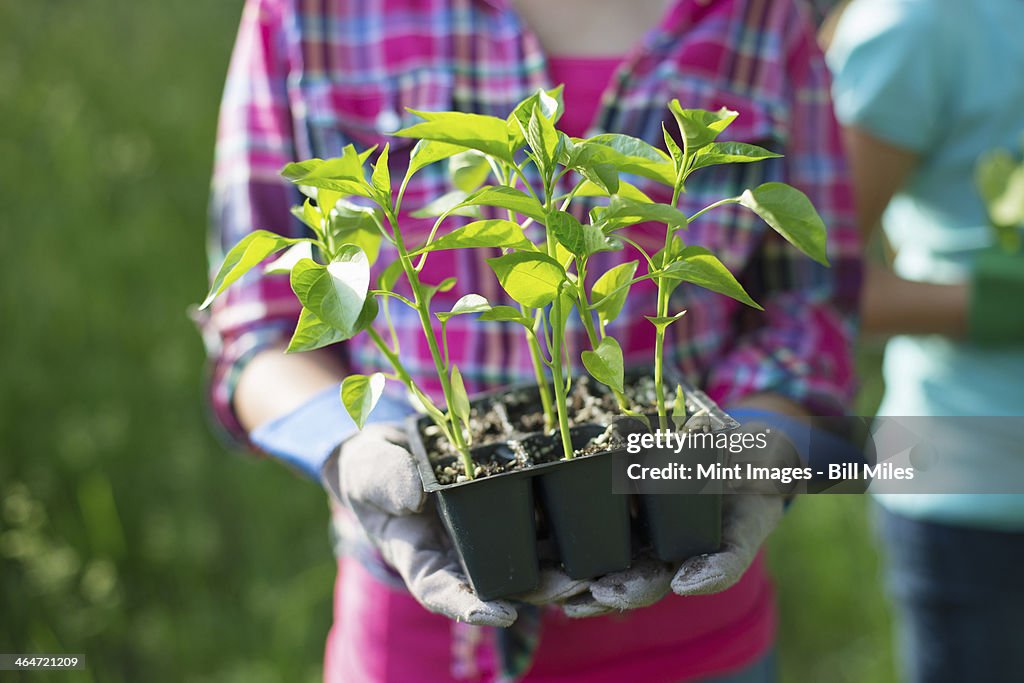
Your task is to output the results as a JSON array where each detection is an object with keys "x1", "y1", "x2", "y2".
[
  {"x1": 705, "y1": 3, "x2": 862, "y2": 417},
  {"x1": 201, "y1": 0, "x2": 307, "y2": 446}
]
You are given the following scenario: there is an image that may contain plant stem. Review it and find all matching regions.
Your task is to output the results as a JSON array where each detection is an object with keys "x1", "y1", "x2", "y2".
[
  {"x1": 654, "y1": 180, "x2": 685, "y2": 431},
  {"x1": 387, "y1": 210, "x2": 474, "y2": 477},
  {"x1": 501, "y1": 162, "x2": 557, "y2": 431}
]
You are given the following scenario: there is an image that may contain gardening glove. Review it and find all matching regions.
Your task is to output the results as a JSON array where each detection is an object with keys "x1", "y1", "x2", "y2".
[
  {"x1": 322, "y1": 423, "x2": 518, "y2": 627},
  {"x1": 969, "y1": 247, "x2": 1024, "y2": 346},
  {"x1": 513, "y1": 562, "x2": 593, "y2": 606},
  {"x1": 582, "y1": 495, "x2": 785, "y2": 611},
  {"x1": 250, "y1": 382, "x2": 412, "y2": 479}
]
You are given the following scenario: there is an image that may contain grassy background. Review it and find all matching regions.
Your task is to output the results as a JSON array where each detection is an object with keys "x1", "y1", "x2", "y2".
[{"x1": 0, "y1": 1, "x2": 894, "y2": 681}]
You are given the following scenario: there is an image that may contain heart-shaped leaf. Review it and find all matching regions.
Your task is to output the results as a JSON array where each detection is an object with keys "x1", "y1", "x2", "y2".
[
  {"x1": 341, "y1": 373, "x2": 386, "y2": 429},
  {"x1": 289, "y1": 246, "x2": 371, "y2": 338},
  {"x1": 581, "y1": 337, "x2": 625, "y2": 395}
]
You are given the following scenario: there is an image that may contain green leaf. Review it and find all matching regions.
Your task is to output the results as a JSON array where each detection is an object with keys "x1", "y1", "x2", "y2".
[
  {"x1": 478, "y1": 305, "x2": 534, "y2": 327},
  {"x1": 408, "y1": 139, "x2": 469, "y2": 177},
  {"x1": 264, "y1": 241, "x2": 314, "y2": 275},
  {"x1": 739, "y1": 183, "x2": 829, "y2": 266},
  {"x1": 660, "y1": 246, "x2": 762, "y2": 309},
  {"x1": 601, "y1": 195, "x2": 689, "y2": 230},
  {"x1": 328, "y1": 200, "x2": 385, "y2": 265},
  {"x1": 508, "y1": 87, "x2": 564, "y2": 151},
  {"x1": 571, "y1": 179, "x2": 652, "y2": 203},
  {"x1": 341, "y1": 373, "x2": 386, "y2": 429},
  {"x1": 591, "y1": 260, "x2": 638, "y2": 325},
  {"x1": 201, "y1": 230, "x2": 307, "y2": 309},
  {"x1": 644, "y1": 311, "x2": 687, "y2": 331},
  {"x1": 689, "y1": 142, "x2": 781, "y2": 173},
  {"x1": 566, "y1": 135, "x2": 675, "y2": 186},
  {"x1": 370, "y1": 144, "x2": 391, "y2": 205},
  {"x1": 291, "y1": 198, "x2": 326, "y2": 237},
  {"x1": 286, "y1": 307, "x2": 348, "y2": 352},
  {"x1": 317, "y1": 187, "x2": 344, "y2": 216},
  {"x1": 423, "y1": 276, "x2": 458, "y2": 305},
  {"x1": 581, "y1": 337, "x2": 625, "y2": 394},
  {"x1": 436, "y1": 294, "x2": 492, "y2": 322},
  {"x1": 282, "y1": 145, "x2": 372, "y2": 197},
  {"x1": 460, "y1": 186, "x2": 547, "y2": 223},
  {"x1": 411, "y1": 190, "x2": 479, "y2": 219},
  {"x1": 668, "y1": 103, "x2": 738, "y2": 152},
  {"x1": 289, "y1": 246, "x2": 371, "y2": 338},
  {"x1": 449, "y1": 150, "x2": 493, "y2": 193},
  {"x1": 290, "y1": 294, "x2": 378, "y2": 353},
  {"x1": 416, "y1": 219, "x2": 534, "y2": 253},
  {"x1": 449, "y1": 366, "x2": 471, "y2": 424},
  {"x1": 394, "y1": 110, "x2": 513, "y2": 163},
  {"x1": 522, "y1": 104, "x2": 559, "y2": 165},
  {"x1": 662, "y1": 123, "x2": 683, "y2": 170},
  {"x1": 672, "y1": 385, "x2": 687, "y2": 430},
  {"x1": 548, "y1": 210, "x2": 586, "y2": 256},
  {"x1": 486, "y1": 251, "x2": 567, "y2": 308}
]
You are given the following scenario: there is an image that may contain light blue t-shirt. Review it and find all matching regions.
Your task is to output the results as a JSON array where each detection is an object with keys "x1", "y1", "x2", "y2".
[{"x1": 828, "y1": 0, "x2": 1024, "y2": 530}]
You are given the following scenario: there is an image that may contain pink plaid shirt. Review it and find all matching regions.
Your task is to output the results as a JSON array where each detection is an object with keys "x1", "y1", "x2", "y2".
[{"x1": 203, "y1": 0, "x2": 860, "y2": 680}]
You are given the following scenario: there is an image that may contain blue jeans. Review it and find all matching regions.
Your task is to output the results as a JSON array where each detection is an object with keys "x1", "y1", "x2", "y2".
[{"x1": 879, "y1": 507, "x2": 1024, "y2": 683}]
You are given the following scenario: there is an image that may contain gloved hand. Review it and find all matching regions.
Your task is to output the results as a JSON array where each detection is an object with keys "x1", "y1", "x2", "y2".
[
  {"x1": 321, "y1": 423, "x2": 518, "y2": 627},
  {"x1": 581, "y1": 495, "x2": 785, "y2": 613},
  {"x1": 969, "y1": 247, "x2": 1024, "y2": 346},
  {"x1": 568, "y1": 410, "x2": 800, "y2": 615}
]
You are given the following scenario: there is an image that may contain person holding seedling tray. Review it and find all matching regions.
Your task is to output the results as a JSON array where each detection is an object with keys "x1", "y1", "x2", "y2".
[{"x1": 198, "y1": 0, "x2": 860, "y2": 681}]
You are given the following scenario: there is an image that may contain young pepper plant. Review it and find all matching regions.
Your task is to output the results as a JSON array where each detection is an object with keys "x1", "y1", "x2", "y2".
[
  {"x1": 563, "y1": 102, "x2": 830, "y2": 431},
  {"x1": 199, "y1": 140, "x2": 516, "y2": 480}
]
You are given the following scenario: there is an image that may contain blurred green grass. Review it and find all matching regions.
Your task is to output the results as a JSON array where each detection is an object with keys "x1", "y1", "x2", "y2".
[{"x1": 0, "y1": 1, "x2": 894, "y2": 681}]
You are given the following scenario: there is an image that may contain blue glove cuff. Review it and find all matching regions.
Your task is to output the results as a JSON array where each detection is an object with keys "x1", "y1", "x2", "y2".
[{"x1": 250, "y1": 384, "x2": 415, "y2": 479}]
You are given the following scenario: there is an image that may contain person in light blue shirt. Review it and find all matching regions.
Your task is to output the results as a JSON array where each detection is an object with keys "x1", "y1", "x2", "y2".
[{"x1": 826, "y1": 1, "x2": 1024, "y2": 681}]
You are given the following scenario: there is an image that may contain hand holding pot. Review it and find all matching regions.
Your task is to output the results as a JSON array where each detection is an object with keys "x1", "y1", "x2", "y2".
[{"x1": 322, "y1": 424, "x2": 518, "y2": 627}]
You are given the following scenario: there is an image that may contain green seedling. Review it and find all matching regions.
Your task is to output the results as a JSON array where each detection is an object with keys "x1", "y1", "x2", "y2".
[{"x1": 200, "y1": 90, "x2": 830, "y2": 478}]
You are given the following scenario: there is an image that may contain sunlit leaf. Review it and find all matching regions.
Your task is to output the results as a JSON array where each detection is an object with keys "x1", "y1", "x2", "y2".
[
  {"x1": 581, "y1": 337, "x2": 624, "y2": 394},
  {"x1": 591, "y1": 260, "x2": 638, "y2": 325},
  {"x1": 738, "y1": 183, "x2": 828, "y2": 266},
  {"x1": 289, "y1": 246, "x2": 371, "y2": 338},
  {"x1": 394, "y1": 110, "x2": 513, "y2": 163},
  {"x1": 201, "y1": 231, "x2": 308, "y2": 309},
  {"x1": 436, "y1": 294, "x2": 492, "y2": 322},
  {"x1": 659, "y1": 246, "x2": 762, "y2": 309},
  {"x1": 486, "y1": 251, "x2": 566, "y2": 308},
  {"x1": 341, "y1": 373, "x2": 386, "y2": 429},
  {"x1": 416, "y1": 219, "x2": 534, "y2": 253}
]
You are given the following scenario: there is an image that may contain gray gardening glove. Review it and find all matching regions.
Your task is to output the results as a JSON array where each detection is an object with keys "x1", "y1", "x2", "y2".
[
  {"x1": 583, "y1": 495, "x2": 785, "y2": 612},
  {"x1": 321, "y1": 423, "x2": 517, "y2": 627}
]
